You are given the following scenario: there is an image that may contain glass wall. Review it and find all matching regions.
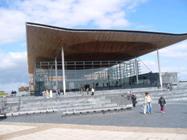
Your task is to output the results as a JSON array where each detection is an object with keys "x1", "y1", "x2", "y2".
[{"x1": 34, "y1": 59, "x2": 141, "y2": 92}]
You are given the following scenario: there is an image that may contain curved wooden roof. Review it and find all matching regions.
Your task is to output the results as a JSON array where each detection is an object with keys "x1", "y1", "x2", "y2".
[{"x1": 26, "y1": 22, "x2": 187, "y2": 73}]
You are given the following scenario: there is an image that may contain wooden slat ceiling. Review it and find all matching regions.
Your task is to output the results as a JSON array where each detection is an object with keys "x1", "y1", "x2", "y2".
[{"x1": 26, "y1": 22, "x2": 187, "y2": 73}]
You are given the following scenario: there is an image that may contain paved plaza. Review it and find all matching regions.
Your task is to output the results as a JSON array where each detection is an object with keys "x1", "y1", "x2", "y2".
[
  {"x1": 2, "y1": 103, "x2": 187, "y2": 128},
  {"x1": 0, "y1": 103, "x2": 187, "y2": 139},
  {"x1": 0, "y1": 123, "x2": 187, "y2": 140}
]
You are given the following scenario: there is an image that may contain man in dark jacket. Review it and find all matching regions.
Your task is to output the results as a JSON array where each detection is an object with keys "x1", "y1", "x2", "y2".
[
  {"x1": 131, "y1": 94, "x2": 137, "y2": 107},
  {"x1": 158, "y1": 96, "x2": 166, "y2": 113}
]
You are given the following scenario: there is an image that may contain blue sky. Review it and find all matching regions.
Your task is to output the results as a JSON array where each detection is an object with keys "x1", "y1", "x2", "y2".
[
  {"x1": 129, "y1": 0, "x2": 187, "y2": 33},
  {"x1": 0, "y1": 0, "x2": 187, "y2": 92}
]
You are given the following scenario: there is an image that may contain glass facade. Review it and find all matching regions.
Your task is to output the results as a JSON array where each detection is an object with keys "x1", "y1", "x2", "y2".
[
  {"x1": 34, "y1": 59, "x2": 140, "y2": 92},
  {"x1": 34, "y1": 59, "x2": 160, "y2": 94}
]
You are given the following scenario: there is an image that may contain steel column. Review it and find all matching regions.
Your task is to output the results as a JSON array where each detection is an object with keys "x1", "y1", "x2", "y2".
[
  {"x1": 135, "y1": 58, "x2": 139, "y2": 84},
  {"x1": 61, "y1": 47, "x2": 66, "y2": 94},
  {"x1": 157, "y1": 50, "x2": 163, "y2": 88},
  {"x1": 55, "y1": 57, "x2": 58, "y2": 90}
]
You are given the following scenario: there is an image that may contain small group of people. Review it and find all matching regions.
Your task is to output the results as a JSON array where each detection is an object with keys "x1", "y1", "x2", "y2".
[
  {"x1": 42, "y1": 89, "x2": 53, "y2": 98},
  {"x1": 42, "y1": 89, "x2": 62, "y2": 98},
  {"x1": 80, "y1": 87, "x2": 95, "y2": 96},
  {"x1": 127, "y1": 91, "x2": 137, "y2": 107},
  {"x1": 87, "y1": 87, "x2": 95, "y2": 96},
  {"x1": 144, "y1": 92, "x2": 166, "y2": 114},
  {"x1": 11, "y1": 90, "x2": 17, "y2": 96},
  {"x1": 128, "y1": 91, "x2": 166, "y2": 114}
]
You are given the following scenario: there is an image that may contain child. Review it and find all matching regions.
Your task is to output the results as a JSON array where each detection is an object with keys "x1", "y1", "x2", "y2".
[{"x1": 158, "y1": 96, "x2": 166, "y2": 113}]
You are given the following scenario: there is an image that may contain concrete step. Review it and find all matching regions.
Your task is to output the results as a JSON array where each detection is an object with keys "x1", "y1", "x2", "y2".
[
  {"x1": 61, "y1": 104, "x2": 132, "y2": 116},
  {"x1": 7, "y1": 103, "x2": 120, "y2": 116},
  {"x1": 20, "y1": 98, "x2": 112, "y2": 108},
  {"x1": 21, "y1": 97, "x2": 108, "y2": 104},
  {"x1": 7, "y1": 87, "x2": 187, "y2": 117},
  {"x1": 20, "y1": 101, "x2": 118, "y2": 111},
  {"x1": 5, "y1": 95, "x2": 107, "y2": 103},
  {"x1": 21, "y1": 96, "x2": 105, "y2": 103},
  {"x1": 6, "y1": 104, "x2": 132, "y2": 117}
]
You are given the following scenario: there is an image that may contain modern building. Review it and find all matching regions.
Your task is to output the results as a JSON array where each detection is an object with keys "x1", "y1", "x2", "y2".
[
  {"x1": 26, "y1": 22, "x2": 187, "y2": 95},
  {"x1": 162, "y1": 72, "x2": 178, "y2": 86}
]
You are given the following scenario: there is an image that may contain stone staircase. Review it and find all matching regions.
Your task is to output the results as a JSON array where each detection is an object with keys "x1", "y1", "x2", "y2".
[
  {"x1": 2, "y1": 94, "x2": 131, "y2": 117},
  {"x1": 1, "y1": 86, "x2": 187, "y2": 117}
]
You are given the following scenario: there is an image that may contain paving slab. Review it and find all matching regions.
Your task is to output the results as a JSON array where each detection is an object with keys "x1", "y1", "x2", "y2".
[
  {"x1": 0, "y1": 123, "x2": 187, "y2": 140},
  {"x1": 1, "y1": 103, "x2": 187, "y2": 139},
  {"x1": 0, "y1": 124, "x2": 35, "y2": 135}
]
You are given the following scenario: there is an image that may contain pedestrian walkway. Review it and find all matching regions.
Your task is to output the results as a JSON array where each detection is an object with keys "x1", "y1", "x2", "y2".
[
  {"x1": 0, "y1": 123, "x2": 187, "y2": 140},
  {"x1": 3, "y1": 103, "x2": 187, "y2": 128}
]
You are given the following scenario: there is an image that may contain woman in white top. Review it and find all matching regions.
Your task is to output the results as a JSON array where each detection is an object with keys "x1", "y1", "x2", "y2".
[
  {"x1": 144, "y1": 92, "x2": 148, "y2": 114},
  {"x1": 144, "y1": 92, "x2": 152, "y2": 114}
]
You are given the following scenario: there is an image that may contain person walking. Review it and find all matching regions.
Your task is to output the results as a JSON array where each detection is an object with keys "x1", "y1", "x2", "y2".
[
  {"x1": 57, "y1": 89, "x2": 61, "y2": 96},
  {"x1": 144, "y1": 92, "x2": 148, "y2": 114},
  {"x1": 86, "y1": 87, "x2": 89, "y2": 95},
  {"x1": 147, "y1": 92, "x2": 152, "y2": 114},
  {"x1": 49, "y1": 89, "x2": 53, "y2": 98},
  {"x1": 158, "y1": 96, "x2": 166, "y2": 113},
  {"x1": 144, "y1": 92, "x2": 152, "y2": 114},
  {"x1": 131, "y1": 94, "x2": 137, "y2": 107},
  {"x1": 91, "y1": 87, "x2": 95, "y2": 96}
]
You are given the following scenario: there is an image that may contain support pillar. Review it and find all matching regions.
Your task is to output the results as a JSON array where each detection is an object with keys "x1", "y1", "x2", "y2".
[
  {"x1": 55, "y1": 57, "x2": 58, "y2": 90},
  {"x1": 119, "y1": 63, "x2": 122, "y2": 87},
  {"x1": 135, "y1": 58, "x2": 139, "y2": 85},
  {"x1": 61, "y1": 47, "x2": 66, "y2": 94},
  {"x1": 157, "y1": 50, "x2": 163, "y2": 88},
  {"x1": 33, "y1": 64, "x2": 36, "y2": 95}
]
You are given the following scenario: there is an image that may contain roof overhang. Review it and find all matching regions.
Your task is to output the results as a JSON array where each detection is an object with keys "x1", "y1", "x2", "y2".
[{"x1": 26, "y1": 22, "x2": 187, "y2": 74}]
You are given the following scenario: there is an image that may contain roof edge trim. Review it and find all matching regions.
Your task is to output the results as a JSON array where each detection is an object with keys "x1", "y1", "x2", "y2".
[{"x1": 26, "y1": 22, "x2": 187, "y2": 36}]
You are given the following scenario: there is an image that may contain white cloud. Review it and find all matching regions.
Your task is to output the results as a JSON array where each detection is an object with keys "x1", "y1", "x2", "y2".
[
  {"x1": 140, "y1": 56, "x2": 187, "y2": 81},
  {"x1": 139, "y1": 40, "x2": 187, "y2": 80},
  {"x1": 0, "y1": 0, "x2": 148, "y2": 44},
  {"x1": 0, "y1": 50, "x2": 28, "y2": 91},
  {"x1": 160, "y1": 40, "x2": 187, "y2": 58},
  {"x1": 0, "y1": 51, "x2": 27, "y2": 69},
  {"x1": 139, "y1": 59, "x2": 158, "y2": 74},
  {"x1": 0, "y1": 8, "x2": 26, "y2": 43},
  {"x1": 159, "y1": 40, "x2": 187, "y2": 79}
]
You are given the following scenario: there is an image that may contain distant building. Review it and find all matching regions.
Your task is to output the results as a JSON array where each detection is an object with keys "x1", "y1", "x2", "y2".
[
  {"x1": 18, "y1": 86, "x2": 29, "y2": 92},
  {"x1": 162, "y1": 72, "x2": 178, "y2": 86}
]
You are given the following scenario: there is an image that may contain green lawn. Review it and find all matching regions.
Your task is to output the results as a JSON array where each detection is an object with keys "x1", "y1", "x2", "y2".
[{"x1": 0, "y1": 91, "x2": 6, "y2": 97}]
